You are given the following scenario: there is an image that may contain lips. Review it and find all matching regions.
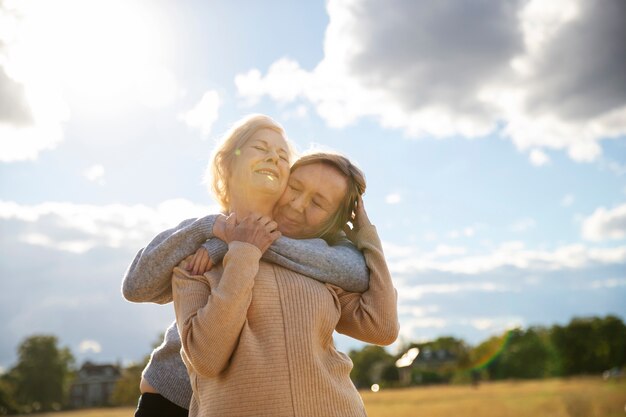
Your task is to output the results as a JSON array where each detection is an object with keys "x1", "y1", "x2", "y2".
[
  {"x1": 277, "y1": 208, "x2": 301, "y2": 226},
  {"x1": 255, "y1": 167, "x2": 279, "y2": 180}
]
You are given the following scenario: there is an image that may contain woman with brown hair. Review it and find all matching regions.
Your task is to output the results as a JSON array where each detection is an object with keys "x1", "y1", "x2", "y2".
[
  {"x1": 173, "y1": 149, "x2": 399, "y2": 416},
  {"x1": 123, "y1": 115, "x2": 370, "y2": 416}
]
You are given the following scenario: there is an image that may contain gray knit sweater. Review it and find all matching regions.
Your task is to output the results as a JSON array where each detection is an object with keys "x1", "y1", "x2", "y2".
[{"x1": 122, "y1": 214, "x2": 369, "y2": 408}]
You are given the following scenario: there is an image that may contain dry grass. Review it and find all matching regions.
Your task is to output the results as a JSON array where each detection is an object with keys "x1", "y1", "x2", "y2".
[
  {"x1": 25, "y1": 377, "x2": 626, "y2": 417},
  {"x1": 362, "y1": 377, "x2": 626, "y2": 417}
]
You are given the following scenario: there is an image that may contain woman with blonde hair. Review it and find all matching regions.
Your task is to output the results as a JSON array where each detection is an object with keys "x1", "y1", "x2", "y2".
[
  {"x1": 123, "y1": 114, "x2": 370, "y2": 416},
  {"x1": 174, "y1": 148, "x2": 398, "y2": 416}
]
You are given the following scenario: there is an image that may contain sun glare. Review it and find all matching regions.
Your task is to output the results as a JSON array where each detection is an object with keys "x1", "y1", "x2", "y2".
[{"x1": 9, "y1": 0, "x2": 175, "y2": 109}]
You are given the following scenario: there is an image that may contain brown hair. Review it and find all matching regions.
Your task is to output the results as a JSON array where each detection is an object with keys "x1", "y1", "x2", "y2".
[
  {"x1": 206, "y1": 114, "x2": 292, "y2": 210},
  {"x1": 290, "y1": 152, "x2": 366, "y2": 241}
]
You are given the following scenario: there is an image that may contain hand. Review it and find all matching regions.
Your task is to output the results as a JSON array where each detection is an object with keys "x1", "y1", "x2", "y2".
[
  {"x1": 212, "y1": 214, "x2": 229, "y2": 241},
  {"x1": 226, "y1": 213, "x2": 281, "y2": 254},
  {"x1": 187, "y1": 247, "x2": 214, "y2": 275},
  {"x1": 343, "y1": 195, "x2": 371, "y2": 241}
]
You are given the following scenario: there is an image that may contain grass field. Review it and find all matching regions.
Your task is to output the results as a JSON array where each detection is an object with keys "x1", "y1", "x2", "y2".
[{"x1": 25, "y1": 377, "x2": 626, "y2": 417}]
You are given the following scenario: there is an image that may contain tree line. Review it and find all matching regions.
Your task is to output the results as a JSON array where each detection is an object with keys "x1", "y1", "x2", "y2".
[
  {"x1": 0, "y1": 315, "x2": 624, "y2": 414},
  {"x1": 348, "y1": 315, "x2": 625, "y2": 389}
]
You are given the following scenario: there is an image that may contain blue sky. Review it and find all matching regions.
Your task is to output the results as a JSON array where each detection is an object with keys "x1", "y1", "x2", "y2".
[{"x1": 1, "y1": 0, "x2": 625, "y2": 371}]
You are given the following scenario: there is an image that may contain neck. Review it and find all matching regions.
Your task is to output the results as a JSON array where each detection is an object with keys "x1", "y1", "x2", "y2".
[{"x1": 228, "y1": 192, "x2": 276, "y2": 218}]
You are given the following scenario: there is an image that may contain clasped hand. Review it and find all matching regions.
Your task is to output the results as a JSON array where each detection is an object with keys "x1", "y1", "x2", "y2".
[{"x1": 186, "y1": 213, "x2": 281, "y2": 275}]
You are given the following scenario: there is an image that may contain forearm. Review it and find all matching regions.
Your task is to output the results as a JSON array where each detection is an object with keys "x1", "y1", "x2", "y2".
[
  {"x1": 203, "y1": 235, "x2": 370, "y2": 292},
  {"x1": 334, "y1": 225, "x2": 399, "y2": 345},
  {"x1": 173, "y1": 242, "x2": 261, "y2": 377},
  {"x1": 122, "y1": 215, "x2": 218, "y2": 304}
]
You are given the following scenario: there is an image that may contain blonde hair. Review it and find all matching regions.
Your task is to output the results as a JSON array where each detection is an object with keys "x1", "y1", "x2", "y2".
[
  {"x1": 206, "y1": 114, "x2": 291, "y2": 211},
  {"x1": 290, "y1": 152, "x2": 366, "y2": 241}
]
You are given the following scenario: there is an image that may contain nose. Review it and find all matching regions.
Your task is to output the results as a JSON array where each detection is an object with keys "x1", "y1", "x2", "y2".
[
  {"x1": 290, "y1": 193, "x2": 307, "y2": 213},
  {"x1": 265, "y1": 148, "x2": 279, "y2": 163}
]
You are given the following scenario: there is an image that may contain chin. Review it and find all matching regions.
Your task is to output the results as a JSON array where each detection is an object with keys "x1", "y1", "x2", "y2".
[{"x1": 255, "y1": 179, "x2": 285, "y2": 195}]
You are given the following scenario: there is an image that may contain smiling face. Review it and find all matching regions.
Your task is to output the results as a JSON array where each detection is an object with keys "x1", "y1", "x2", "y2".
[
  {"x1": 229, "y1": 128, "x2": 291, "y2": 201},
  {"x1": 273, "y1": 162, "x2": 349, "y2": 239}
]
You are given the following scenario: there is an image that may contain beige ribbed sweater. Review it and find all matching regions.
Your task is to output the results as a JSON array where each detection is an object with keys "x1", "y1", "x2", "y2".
[{"x1": 173, "y1": 225, "x2": 398, "y2": 417}]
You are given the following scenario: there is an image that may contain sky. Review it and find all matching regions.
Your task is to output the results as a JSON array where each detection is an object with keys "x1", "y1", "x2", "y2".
[{"x1": 1, "y1": 0, "x2": 625, "y2": 371}]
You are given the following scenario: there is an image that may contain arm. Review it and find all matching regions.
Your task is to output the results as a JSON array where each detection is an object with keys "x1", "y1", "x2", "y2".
[
  {"x1": 201, "y1": 235, "x2": 369, "y2": 292},
  {"x1": 332, "y1": 224, "x2": 399, "y2": 346},
  {"x1": 331, "y1": 197, "x2": 399, "y2": 345},
  {"x1": 174, "y1": 214, "x2": 279, "y2": 377},
  {"x1": 173, "y1": 242, "x2": 261, "y2": 377},
  {"x1": 121, "y1": 215, "x2": 219, "y2": 304}
]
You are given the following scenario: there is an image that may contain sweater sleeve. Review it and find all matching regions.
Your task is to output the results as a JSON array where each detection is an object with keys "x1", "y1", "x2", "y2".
[
  {"x1": 121, "y1": 215, "x2": 218, "y2": 304},
  {"x1": 173, "y1": 242, "x2": 261, "y2": 378},
  {"x1": 202, "y1": 235, "x2": 369, "y2": 293},
  {"x1": 330, "y1": 225, "x2": 399, "y2": 346}
]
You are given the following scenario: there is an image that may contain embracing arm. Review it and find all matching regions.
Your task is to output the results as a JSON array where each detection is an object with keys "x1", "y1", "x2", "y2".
[
  {"x1": 121, "y1": 215, "x2": 218, "y2": 304},
  {"x1": 175, "y1": 214, "x2": 278, "y2": 377},
  {"x1": 174, "y1": 243, "x2": 262, "y2": 377},
  {"x1": 332, "y1": 224, "x2": 399, "y2": 346},
  {"x1": 202, "y1": 235, "x2": 369, "y2": 292}
]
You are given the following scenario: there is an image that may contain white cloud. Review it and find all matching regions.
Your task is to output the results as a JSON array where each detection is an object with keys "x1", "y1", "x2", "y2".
[
  {"x1": 235, "y1": 0, "x2": 626, "y2": 163},
  {"x1": 83, "y1": 164, "x2": 105, "y2": 185},
  {"x1": 135, "y1": 67, "x2": 182, "y2": 108},
  {"x1": 281, "y1": 105, "x2": 309, "y2": 120},
  {"x1": 397, "y1": 305, "x2": 440, "y2": 317},
  {"x1": 428, "y1": 245, "x2": 467, "y2": 259},
  {"x1": 462, "y1": 317, "x2": 525, "y2": 332},
  {"x1": 0, "y1": 199, "x2": 221, "y2": 253},
  {"x1": 510, "y1": 217, "x2": 536, "y2": 233},
  {"x1": 447, "y1": 226, "x2": 477, "y2": 239},
  {"x1": 179, "y1": 90, "x2": 221, "y2": 136},
  {"x1": 0, "y1": 0, "x2": 182, "y2": 162},
  {"x1": 529, "y1": 149, "x2": 550, "y2": 166},
  {"x1": 398, "y1": 281, "x2": 508, "y2": 301},
  {"x1": 587, "y1": 278, "x2": 626, "y2": 289},
  {"x1": 384, "y1": 239, "x2": 626, "y2": 275},
  {"x1": 581, "y1": 203, "x2": 626, "y2": 241},
  {"x1": 385, "y1": 193, "x2": 402, "y2": 205},
  {"x1": 78, "y1": 339, "x2": 102, "y2": 354},
  {"x1": 0, "y1": 2, "x2": 70, "y2": 162},
  {"x1": 606, "y1": 160, "x2": 626, "y2": 177},
  {"x1": 561, "y1": 194, "x2": 575, "y2": 207}
]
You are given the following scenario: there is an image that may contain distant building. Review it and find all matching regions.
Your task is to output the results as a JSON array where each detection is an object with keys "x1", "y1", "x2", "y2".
[
  {"x1": 70, "y1": 361, "x2": 121, "y2": 408},
  {"x1": 396, "y1": 347, "x2": 457, "y2": 385},
  {"x1": 412, "y1": 347, "x2": 457, "y2": 370}
]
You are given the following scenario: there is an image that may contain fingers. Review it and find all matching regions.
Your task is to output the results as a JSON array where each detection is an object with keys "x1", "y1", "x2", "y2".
[
  {"x1": 240, "y1": 214, "x2": 278, "y2": 232},
  {"x1": 228, "y1": 214, "x2": 281, "y2": 253},
  {"x1": 352, "y1": 194, "x2": 371, "y2": 230},
  {"x1": 225, "y1": 213, "x2": 237, "y2": 225},
  {"x1": 264, "y1": 219, "x2": 278, "y2": 233},
  {"x1": 190, "y1": 248, "x2": 209, "y2": 275},
  {"x1": 259, "y1": 230, "x2": 282, "y2": 253}
]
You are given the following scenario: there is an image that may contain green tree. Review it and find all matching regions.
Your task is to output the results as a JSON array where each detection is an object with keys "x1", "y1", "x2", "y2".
[
  {"x1": 9, "y1": 335, "x2": 74, "y2": 412},
  {"x1": 595, "y1": 315, "x2": 626, "y2": 369},
  {"x1": 111, "y1": 332, "x2": 162, "y2": 406},
  {"x1": 467, "y1": 332, "x2": 509, "y2": 380},
  {"x1": 492, "y1": 327, "x2": 557, "y2": 379},
  {"x1": 552, "y1": 315, "x2": 626, "y2": 375},
  {"x1": 0, "y1": 376, "x2": 20, "y2": 415},
  {"x1": 110, "y1": 362, "x2": 145, "y2": 406},
  {"x1": 349, "y1": 345, "x2": 394, "y2": 388}
]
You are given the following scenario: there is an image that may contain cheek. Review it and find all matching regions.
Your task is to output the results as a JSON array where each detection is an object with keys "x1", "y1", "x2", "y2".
[
  {"x1": 277, "y1": 189, "x2": 292, "y2": 206},
  {"x1": 309, "y1": 208, "x2": 331, "y2": 228}
]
